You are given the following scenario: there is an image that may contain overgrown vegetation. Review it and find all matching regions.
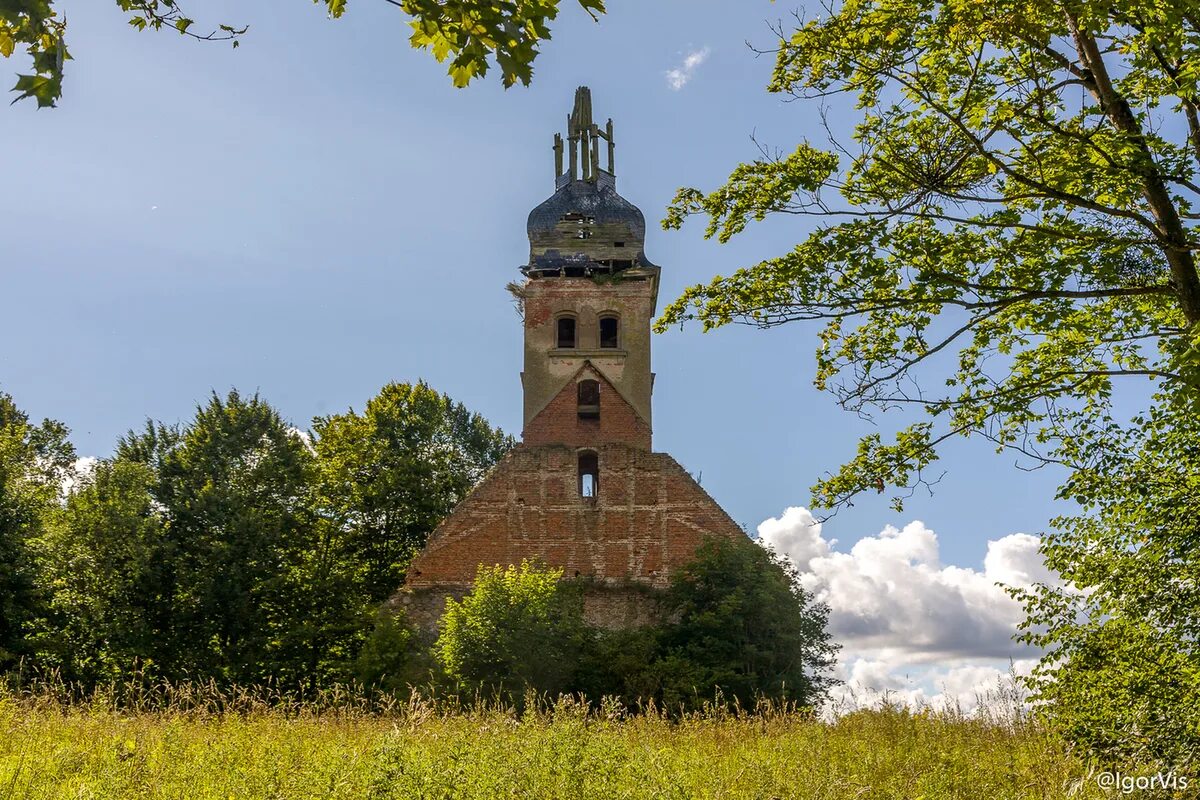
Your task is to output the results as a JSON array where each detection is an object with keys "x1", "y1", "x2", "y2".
[
  {"x1": 0, "y1": 384, "x2": 513, "y2": 690},
  {"x1": 436, "y1": 561, "x2": 590, "y2": 703},
  {"x1": 1, "y1": 0, "x2": 606, "y2": 107},
  {"x1": 0, "y1": 684, "x2": 1103, "y2": 800},
  {"x1": 1, "y1": 386, "x2": 837, "y2": 717},
  {"x1": 434, "y1": 548, "x2": 837, "y2": 711},
  {"x1": 660, "y1": 0, "x2": 1200, "y2": 773}
]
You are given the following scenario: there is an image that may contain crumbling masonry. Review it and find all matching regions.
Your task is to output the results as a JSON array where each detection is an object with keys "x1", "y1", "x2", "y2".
[{"x1": 396, "y1": 87, "x2": 745, "y2": 630}]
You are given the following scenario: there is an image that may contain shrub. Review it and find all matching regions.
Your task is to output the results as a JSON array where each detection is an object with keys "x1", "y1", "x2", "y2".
[
  {"x1": 655, "y1": 536, "x2": 839, "y2": 710},
  {"x1": 354, "y1": 608, "x2": 432, "y2": 693},
  {"x1": 434, "y1": 561, "x2": 588, "y2": 701}
]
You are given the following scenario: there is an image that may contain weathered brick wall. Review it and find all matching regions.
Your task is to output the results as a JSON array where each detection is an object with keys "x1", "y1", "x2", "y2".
[
  {"x1": 394, "y1": 582, "x2": 664, "y2": 633},
  {"x1": 523, "y1": 365, "x2": 651, "y2": 450},
  {"x1": 400, "y1": 442, "x2": 745, "y2": 629},
  {"x1": 522, "y1": 273, "x2": 658, "y2": 430}
]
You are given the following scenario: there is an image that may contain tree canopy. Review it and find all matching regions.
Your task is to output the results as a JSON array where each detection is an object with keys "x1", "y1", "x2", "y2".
[
  {"x1": 435, "y1": 560, "x2": 589, "y2": 702},
  {"x1": 0, "y1": 391, "x2": 74, "y2": 669},
  {"x1": 312, "y1": 381, "x2": 514, "y2": 603},
  {"x1": 11, "y1": 383, "x2": 512, "y2": 691},
  {"x1": 654, "y1": 536, "x2": 838, "y2": 709},
  {"x1": 435, "y1": 542, "x2": 839, "y2": 712},
  {"x1": 657, "y1": 0, "x2": 1200, "y2": 768},
  {"x1": 661, "y1": 0, "x2": 1200, "y2": 514},
  {"x1": 2, "y1": 0, "x2": 606, "y2": 107}
]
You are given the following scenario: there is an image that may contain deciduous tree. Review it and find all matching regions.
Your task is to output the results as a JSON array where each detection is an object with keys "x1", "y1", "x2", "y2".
[
  {"x1": 2, "y1": 0, "x2": 605, "y2": 107},
  {"x1": 1011, "y1": 393, "x2": 1200, "y2": 770},
  {"x1": 435, "y1": 560, "x2": 587, "y2": 701},
  {"x1": 659, "y1": 0, "x2": 1200, "y2": 764},
  {"x1": 104, "y1": 390, "x2": 370, "y2": 688},
  {"x1": 662, "y1": 0, "x2": 1200, "y2": 513},
  {"x1": 655, "y1": 536, "x2": 837, "y2": 709},
  {"x1": 35, "y1": 458, "x2": 169, "y2": 683},
  {"x1": 0, "y1": 390, "x2": 73, "y2": 670},
  {"x1": 312, "y1": 381, "x2": 513, "y2": 603}
]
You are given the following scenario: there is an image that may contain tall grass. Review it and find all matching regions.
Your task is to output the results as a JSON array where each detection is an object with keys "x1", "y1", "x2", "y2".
[{"x1": 0, "y1": 681, "x2": 1105, "y2": 799}]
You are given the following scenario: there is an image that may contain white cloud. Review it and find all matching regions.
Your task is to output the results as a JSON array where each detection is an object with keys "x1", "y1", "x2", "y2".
[
  {"x1": 827, "y1": 657, "x2": 1036, "y2": 716},
  {"x1": 757, "y1": 507, "x2": 1060, "y2": 713},
  {"x1": 665, "y1": 47, "x2": 710, "y2": 91},
  {"x1": 60, "y1": 456, "x2": 99, "y2": 497},
  {"x1": 287, "y1": 426, "x2": 315, "y2": 453}
]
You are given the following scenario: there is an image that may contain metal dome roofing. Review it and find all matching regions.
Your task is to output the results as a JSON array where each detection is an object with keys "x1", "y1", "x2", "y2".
[{"x1": 523, "y1": 88, "x2": 656, "y2": 276}]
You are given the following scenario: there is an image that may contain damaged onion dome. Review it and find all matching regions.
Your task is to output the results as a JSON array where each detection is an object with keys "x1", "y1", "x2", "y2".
[{"x1": 524, "y1": 86, "x2": 657, "y2": 278}]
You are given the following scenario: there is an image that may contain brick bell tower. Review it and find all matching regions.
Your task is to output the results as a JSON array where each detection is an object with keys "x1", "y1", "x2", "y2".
[
  {"x1": 520, "y1": 86, "x2": 658, "y2": 457},
  {"x1": 399, "y1": 87, "x2": 744, "y2": 629}
]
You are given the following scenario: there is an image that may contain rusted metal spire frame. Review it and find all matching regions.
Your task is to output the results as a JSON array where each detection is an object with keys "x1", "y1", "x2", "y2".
[
  {"x1": 567, "y1": 113, "x2": 579, "y2": 181},
  {"x1": 606, "y1": 119, "x2": 615, "y2": 176},
  {"x1": 590, "y1": 123, "x2": 601, "y2": 181}
]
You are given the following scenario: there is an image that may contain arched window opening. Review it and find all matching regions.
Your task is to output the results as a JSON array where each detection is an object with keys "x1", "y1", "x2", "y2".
[
  {"x1": 557, "y1": 316, "x2": 576, "y2": 348},
  {"x1": 578, "y1": 451, "x2": 599, "y2": 498},
  {"x1": 577, "y1": 379, "x2": 600, "y2": 420},
  {"x1": 599, "y1": 316, "x2": 619, "y2": 349}
]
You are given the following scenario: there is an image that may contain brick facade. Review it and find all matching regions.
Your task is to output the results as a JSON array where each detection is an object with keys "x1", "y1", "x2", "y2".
[
  {"x1": 392, "y1": 87, "x2": 746, "y2": 631},
  {"x1": 401, "y1": 440, "x2": 745, "y2": 629},
  {"x1": 523, "y1": 364, "x2": 651, "y2": 450},
  {"x1": 521, "y1": 272, "x2": 658, "y2": 433}
]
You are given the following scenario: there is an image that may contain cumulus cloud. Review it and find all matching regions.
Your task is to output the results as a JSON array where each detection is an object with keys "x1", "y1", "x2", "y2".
[
  {"x1": 60, "y1": 456, "x2": 99, "y2": 496},
  {"x1": 829, "y1": 657, "x2": 1037, "y2": 715},
  {"x1": 665, "y1": 47, "x2": 710, "y2": 91},
  {"x1": 758, "y1": 507, "x2": 1060, "y2": 712}
]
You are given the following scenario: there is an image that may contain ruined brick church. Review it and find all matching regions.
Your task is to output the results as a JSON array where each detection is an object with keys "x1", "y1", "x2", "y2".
[{"x1": 398, "y1": 87, "x2": 744, "y2": 629}]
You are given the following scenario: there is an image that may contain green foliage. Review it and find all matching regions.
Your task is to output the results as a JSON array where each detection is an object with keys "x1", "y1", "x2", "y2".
[
  {"x1": 312, "y1": 381, "x2": 514, "y2": 602},
  {"x1": 30, "y1": 391, "x2": 372, "y2": 689},
  {"x1": 435, "y1": 561, "x2": 588, "y2": 701},
  {"x1": 574, "y1": 624, "x2": 664, "y2": 704},
  {"x1": 0, "y1": 390, "x2": 73, "y2": 669},
  {"x1": 658, "y1": 0, "x2": 1200, "y2": 769},
  {"x1": 437, "y1": 541, "x2": 837, "y2": 713},
  {"x1": 1012, "y1": 393, "x2": 1200, "y2": 771},
  {"x1": 148, "y1": 391, "x2": 337, "y2": 686},
  {"x1": 0, "y1": 382, "x2": 508, "y2": 692},
  {"x1": 401, "y1": 0, "x2": 605, "y2": 88},
  {"x1": 34, "y1": 459, "x2": 169, "y2": 683},
  {"x1": 660, "y1": 0, "x2": 1200, "y2": 513},
  {"x1": 353, "y1": 608, "x2": 430, "y2": 692},
  {"x1": 655, "y1": 537, "x2": 838, "y2": 709},
  {"x1": 3, "y1": 0, "x2": 604, "y2": 106},
  {"x1": 0, "y1": 689, "x2": 1104, "y2": 799}
]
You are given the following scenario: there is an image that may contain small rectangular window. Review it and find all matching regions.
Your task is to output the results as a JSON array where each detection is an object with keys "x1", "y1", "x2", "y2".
[
  {"x1": 578, "y1": 451, "x2": 599, "y2": 498},
  {"x1": 599, "y1": 317, "x2": 619, "y2": 349},
  {"x1": 557, "y1": 317, "x2": 576, "y2": 348},
  {"x1": 578, "y1": 380, "x2": 600, "y2": 419}
]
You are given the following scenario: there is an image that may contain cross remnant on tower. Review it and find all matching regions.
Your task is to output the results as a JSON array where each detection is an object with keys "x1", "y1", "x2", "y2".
[
  {"x1": 396, "y1": 86, "x2": 744, "y2": 632},
  {"x1": 555, "y1": 86, "x2": 615, "y2": 186}
]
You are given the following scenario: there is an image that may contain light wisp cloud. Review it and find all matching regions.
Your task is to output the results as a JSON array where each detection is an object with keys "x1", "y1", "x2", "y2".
[{"x1": 665, "y1": 47, "x2": 711, "y2": 91}]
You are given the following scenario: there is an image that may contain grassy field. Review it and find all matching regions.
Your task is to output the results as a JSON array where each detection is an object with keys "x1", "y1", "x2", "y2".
[{"x1": 0, "y1": 690, "x2": 1106, "y2": 799}]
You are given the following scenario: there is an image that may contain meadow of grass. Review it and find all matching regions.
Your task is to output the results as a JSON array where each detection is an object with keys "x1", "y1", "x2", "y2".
[{"x1": 0, "y1": 684, "x2": 1106, "y2": 800}]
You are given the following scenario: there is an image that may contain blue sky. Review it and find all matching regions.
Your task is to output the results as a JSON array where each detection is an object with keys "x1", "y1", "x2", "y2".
[{"x1": 4, "y1": 0, "x2": 1072, "y2": 703}]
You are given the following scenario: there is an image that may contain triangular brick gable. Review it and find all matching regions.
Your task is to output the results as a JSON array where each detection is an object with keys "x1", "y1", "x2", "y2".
[
  {"x1": 400, "y1": 442, "x2": 746, "y2": 628},
  {"x1": 522, "y1": 361, "x2": 651, "y2": 450}
]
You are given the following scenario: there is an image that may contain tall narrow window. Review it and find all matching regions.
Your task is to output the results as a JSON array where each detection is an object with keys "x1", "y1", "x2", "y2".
[
  {"x1": 578, "y1": 451, "x2": 599, "y2": 498},
  {"x1": 577, "y1": 379, "x2": 600, "y2": 420},
  {"x1": 557, "y1": 316, "x2": 576, "y2": 348},
  {"x1": 599, "y1": 316, "x2": 619, "y2": 349}
]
